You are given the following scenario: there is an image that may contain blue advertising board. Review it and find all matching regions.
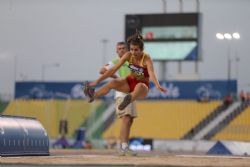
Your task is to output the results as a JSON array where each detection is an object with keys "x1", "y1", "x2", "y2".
[{"x1": 15, "y1": 80, "x2": 237, "y2": 100}]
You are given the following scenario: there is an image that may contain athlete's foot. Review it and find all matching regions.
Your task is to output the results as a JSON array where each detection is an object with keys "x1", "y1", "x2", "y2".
[
  {"x1": 82, "y1": 81, "x2": 95, "y2": 103},
  {"x1": 118, "y1": 94, "x2": 132, "y2": 110}
]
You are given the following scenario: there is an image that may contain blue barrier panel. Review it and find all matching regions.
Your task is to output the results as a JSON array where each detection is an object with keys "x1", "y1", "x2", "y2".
[
  {"x1": 207, "y1": 141, "x2": 250, "y2": 156},
  {"x1": 0, "y1": 115, "x2": 49, "y2": 156},
  {"x1": 15, "y1": 80, "x2": 237, "y2": 100},
  {"x1": 207, "y1": 141, "x2": 232, "y2": 155}
]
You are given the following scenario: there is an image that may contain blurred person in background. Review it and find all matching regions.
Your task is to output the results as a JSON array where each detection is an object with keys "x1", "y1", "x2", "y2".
[
  {"x1": 240, "y1": 90, "x2": 246, "y2": 102},
  {"x1": 246, "y1": 92, "x2": 250, "y2": 102},
  {"x1": 99, "y1": 42, "x2": 137, "y2": 156}
]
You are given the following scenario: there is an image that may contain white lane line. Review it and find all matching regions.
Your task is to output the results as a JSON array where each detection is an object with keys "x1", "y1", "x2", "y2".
[{"x1": 176, "y1": 154, "x2": 250, "y2": 159}]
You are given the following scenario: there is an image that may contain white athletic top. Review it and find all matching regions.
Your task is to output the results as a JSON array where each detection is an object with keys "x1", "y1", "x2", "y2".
[{"x1": 105, "y1": 61, "x2": 127, "y2": 99}]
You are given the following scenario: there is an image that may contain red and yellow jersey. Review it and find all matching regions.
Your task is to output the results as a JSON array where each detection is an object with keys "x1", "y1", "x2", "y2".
[{"x1": 128, "y1": 53, "x2": 149, "y2": 80}]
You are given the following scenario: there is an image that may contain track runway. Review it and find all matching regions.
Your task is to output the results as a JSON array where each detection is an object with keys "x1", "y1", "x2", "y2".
[{"x1": 1, "y1": 149, "x2": 250, "y2": 167}]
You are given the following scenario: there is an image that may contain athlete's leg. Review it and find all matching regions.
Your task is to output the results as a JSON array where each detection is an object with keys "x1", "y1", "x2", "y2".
[
  {"x1": 120, "y1": 115, "x2": 133, "y2": 144},
  {"x1": 118, "y1": 83, "x2": 148, "y2": 110},
  {"x1": 118, "y1": 115, "x2": 137, "y2": 156},
  {"x1": 83, "y1": 78, "x2": 130, "y2": 102},
  {"x1": 130, "y1": 83, "x2": 148, "y2": 101},
  {"x1": 94, "y1": 78, "x2": 130, "y2": 97}
]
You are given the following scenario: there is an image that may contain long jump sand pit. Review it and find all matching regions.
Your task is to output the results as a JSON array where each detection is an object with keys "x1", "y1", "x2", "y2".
[{"x1": 1, "y1": 149, "x2": 250, "y2": 167}]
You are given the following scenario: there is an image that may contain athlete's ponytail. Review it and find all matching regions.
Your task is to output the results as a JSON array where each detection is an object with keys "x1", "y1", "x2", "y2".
[{"x1": 127, "y1": 29, "x2": 144, "y2": 50}]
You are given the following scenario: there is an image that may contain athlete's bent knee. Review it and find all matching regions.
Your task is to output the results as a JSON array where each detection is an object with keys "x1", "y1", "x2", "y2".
[
  {"x1": 136, "y1": 83, "x2": 148, "y2": 91},
  {"x1": 108, "y1": 79, "x2": 120, "y2": 87}
]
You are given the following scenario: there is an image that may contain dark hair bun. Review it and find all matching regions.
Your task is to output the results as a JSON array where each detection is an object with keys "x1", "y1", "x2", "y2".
[
  {"x1": 126, "y1": 29, "x2": 144, "y2": 50},
  {"x1": 127, "y1": 29, "x2": 143, "y2": 43},
  {"x1": 135, "y1": 29, "x2": 143, "y2": 40}
]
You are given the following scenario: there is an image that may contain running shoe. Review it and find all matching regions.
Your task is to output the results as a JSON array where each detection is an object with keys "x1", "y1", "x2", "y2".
[
  {"x1": 82, "y1": 81, "x2": 95, "y2": 103},
  {"x1": 118, "y1": 94, "x2": 132, "y2": 110},
  {"x1": 117, "y1": 146, "x2": 137, "y2": 156}
]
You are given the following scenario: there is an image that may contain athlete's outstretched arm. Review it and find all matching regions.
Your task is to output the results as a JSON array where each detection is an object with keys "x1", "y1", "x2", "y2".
[
  {"x1": 146, "y1": 56, "x2": 167, "y2": 93},
  {"x1": 89, "y1": 52, "x2": 130, "y2": 87},
  {"x1": 99, "y1": 64, "x2": 118, "y2": 78}
]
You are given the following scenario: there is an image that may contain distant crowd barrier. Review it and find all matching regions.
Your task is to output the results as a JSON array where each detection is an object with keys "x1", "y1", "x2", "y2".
[{"x1": 15, "y1": 80, "x2": 237, "y2": 100}]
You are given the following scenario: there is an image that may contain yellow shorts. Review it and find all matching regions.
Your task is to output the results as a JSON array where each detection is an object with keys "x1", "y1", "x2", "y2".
[{"x1": 115, "y1": 97, "x2": 137, "y2": 118}]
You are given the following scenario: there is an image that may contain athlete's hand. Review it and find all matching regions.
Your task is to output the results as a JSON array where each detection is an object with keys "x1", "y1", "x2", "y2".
[
  {"x1": 157, "y1": 86, "x2": 167, "y2": 93},
  {"x1": 88, "y1": 81, "x2": 98, "y2": 87}
]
